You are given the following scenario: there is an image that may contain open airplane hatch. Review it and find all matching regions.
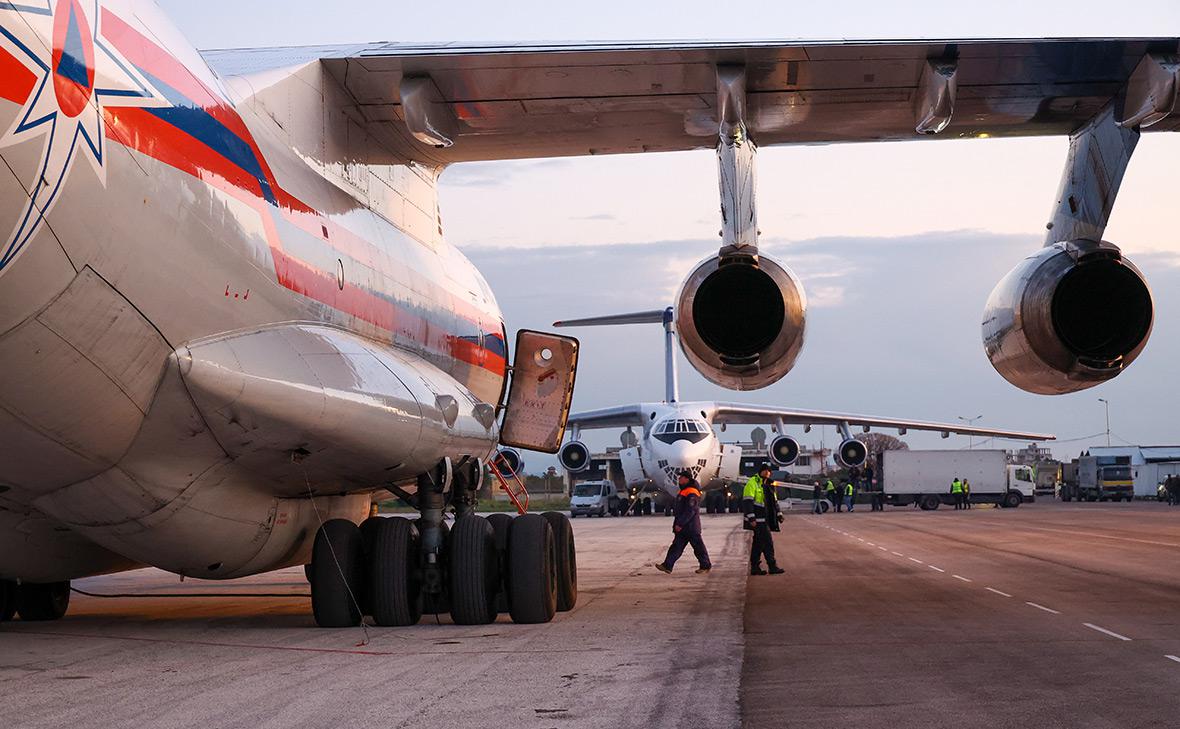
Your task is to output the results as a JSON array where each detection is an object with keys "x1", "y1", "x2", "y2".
[{"x1": 499, "y1": 330, "x2": 580, "y2": 453}]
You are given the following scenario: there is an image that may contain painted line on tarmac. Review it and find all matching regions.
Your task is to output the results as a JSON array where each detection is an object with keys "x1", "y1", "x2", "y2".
[
  {"x1": 878, "y1": 546, "x2": 888, "y2": 552},
  {"x1": 891, "y1": 551, "x2": 904, "y2": 557},
  {"x1": 1083, "y1": 623, "x2": 1131, "y2": 641},
  {"x1": 952, "y1": 575, "x2": 972, "y2": 583},
  {"x1": 866, "y1": 541, "x2": 875, "y2": 546},
  {"x1": 1166, "y1": 655, "x2": 1180, "y2": 664},
  {"x1": 986, "y1": 587, "x2": 1013, "y2": 598},
  {"x1": 1026, "y1": 602, "x2": 1061, "y2": 615},
  {"x1": 908, "y1": 557, "x2": 924, "y2": 564},
  {"x1": 929, "y1": 565, "x2": 946, "y2": 573}
]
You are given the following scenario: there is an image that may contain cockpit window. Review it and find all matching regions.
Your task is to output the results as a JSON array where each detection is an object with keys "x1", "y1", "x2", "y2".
[{"x1": 653, "y1": 418, "x2": 710, "y2": 444}]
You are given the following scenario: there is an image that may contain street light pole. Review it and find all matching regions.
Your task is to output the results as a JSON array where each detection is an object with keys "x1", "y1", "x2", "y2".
[
  {"x1": 958, "y1": 415, "x2": 983, "y2": 449},
  {"x1": 1098, "y1": 398, "x2": 1110, "y2": 446}
]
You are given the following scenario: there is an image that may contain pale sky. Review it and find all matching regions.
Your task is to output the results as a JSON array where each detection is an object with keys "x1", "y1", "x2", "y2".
[{"x1": 158, "y1": 0, "x2": 1180, "y2": 464}]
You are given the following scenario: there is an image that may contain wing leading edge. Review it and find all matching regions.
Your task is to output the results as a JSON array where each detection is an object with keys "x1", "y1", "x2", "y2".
[{"x1": 711, "y1": 403, "x2": 1053, "y2": 441}]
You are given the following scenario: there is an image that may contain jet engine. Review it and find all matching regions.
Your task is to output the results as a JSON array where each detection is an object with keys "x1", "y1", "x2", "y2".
[
  {"x1": 982, "y1": 240, "x2": 1153, "y2": 395},
  {"x1": 768, "y1": 435, "x2": 801, "y2": 467},
  {"x1": 836, "y1": 439, "x2": 868, "y2": 469},
  {"x1": 675, "y1": 253, "x2": 807, "y2": 390},
  {"x1": 494, "y1": 448, "x2": 524, "y2": 476},
  {"x1": 558, "y1": 441, "x2": 591, "y2": 472}
]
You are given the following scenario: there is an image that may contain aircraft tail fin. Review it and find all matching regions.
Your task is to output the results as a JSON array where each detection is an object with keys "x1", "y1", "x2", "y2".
[{"x1": 553, "y1": 310, "x2": 666, "y2": 328}]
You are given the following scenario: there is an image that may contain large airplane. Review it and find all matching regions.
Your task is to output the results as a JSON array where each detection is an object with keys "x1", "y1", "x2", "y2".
[
  {"x1": 552, "y1": 307, "x2": 1054, "y2": 505},
  {"x1": 0, "y1": 1, "x2": 1173, "y2": 629}
]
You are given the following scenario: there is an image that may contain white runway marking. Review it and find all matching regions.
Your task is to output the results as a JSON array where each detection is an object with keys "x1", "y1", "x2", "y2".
[
  {"x1": 908, "y1": 557, "x2": 924, "y2": 564},
  {"x1": 891, "y1": 551, "x2": 904, "y2": 557},
  {"x1": 952, "y1": 575, "x2": 972, "y2": 583},
  {"x1": 1166, "y1": 655, "x2": 1180, "y2": 664},
  {"x1": 866, "y1": 542, "x2": 875, "y2": 546},
  {"x1": 985, "y1": 588, "x2": 1012, "y2": 598},
  {"x1": 878, "y1": 546, "x2": 888, "y2": 551},
  {"x1": 1083, "y1": 623, "x2": 1131, "y2": 641},
  {"x1": 1026, "y1": 602, "x2": 1061, "y2": 615},
  {"x1": 929, "y1": 566, "x2": 946, "y2": 573}
]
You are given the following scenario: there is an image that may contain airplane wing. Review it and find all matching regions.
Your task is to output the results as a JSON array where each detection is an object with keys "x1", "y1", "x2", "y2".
[
  {"x1": 202, "y1": 38, "x2": 1180, "y2": 165},
  {"x1": 566, "y1": 404, "x2": 649, "y2": 430},
  {"x1": 710, "y1": 403, "x2": 1054, "y2": 441}
]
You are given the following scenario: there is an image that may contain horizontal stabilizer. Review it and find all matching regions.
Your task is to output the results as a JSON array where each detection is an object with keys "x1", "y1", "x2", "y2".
[{"x1": 554, "y1": 310, "x2": 667, "y2": 328}]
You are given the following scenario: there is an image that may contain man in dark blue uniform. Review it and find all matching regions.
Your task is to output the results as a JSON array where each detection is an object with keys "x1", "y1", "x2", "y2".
[{"x1": 656, "y1": 471, "x2": 712, "y2": 574}]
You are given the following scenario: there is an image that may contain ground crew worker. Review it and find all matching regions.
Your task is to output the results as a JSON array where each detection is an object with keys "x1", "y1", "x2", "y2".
[
  {"x1": 950, "y1": 477, "x2": 964, "y2": 510},
  {"x1": 656, "y1": 471, "x2": 712, "y2": 574},
  {"x1": 743, "y1": 464, "x2": 785, "y2": 575},
  {"x1": 824, "y1": 479, "x2": 837, "y2": 512},
  {"x1": 812, "y1": 480, "x2": 824, "y2": 514},
  {"x1": 843, "y1": 480, "x2": 855, "y2": 512},
  {"x1": 963, "y1": 479, "x2": 973, "y2": 509}
]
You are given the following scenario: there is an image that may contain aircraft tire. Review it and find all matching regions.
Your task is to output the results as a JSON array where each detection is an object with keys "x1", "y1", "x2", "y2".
[
  {"x1": 0, "y1": 580, "x2": 17, "y2": 621},
  {"x1": 541, "y1": 511, "x2": 578, "y2": 612},
  {"x1": 365, "y1": 517, "x2": 422, "y2": 627},
  {"x1": 16, "y1": 581, "x2": 70, "y2": 621},
  {"x1": 449, "y1": 515, "x2": 500, "y2": 625},
  {"x1": 486, "y1": 513, "x2": 513, "y2": 613},
  {"x1": 507, "y1": 514, "x2": 557, "y2": 624},
  {"x1": 311, "y1": 519, "x2": 364, "y2": 628}
]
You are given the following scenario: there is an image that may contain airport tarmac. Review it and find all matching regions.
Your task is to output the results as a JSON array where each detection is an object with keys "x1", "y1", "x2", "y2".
[{"x1": 2, "y1": 502, "x2": 1178, "y2": 728}]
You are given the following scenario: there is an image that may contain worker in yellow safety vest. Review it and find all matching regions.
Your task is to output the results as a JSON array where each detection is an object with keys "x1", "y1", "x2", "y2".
[
  {"x1": 950, "y1": 477, "x2": 964, "y2": 510},
  {"x1": 743, "y1": 464, "x2": 785, "y2": 575}
]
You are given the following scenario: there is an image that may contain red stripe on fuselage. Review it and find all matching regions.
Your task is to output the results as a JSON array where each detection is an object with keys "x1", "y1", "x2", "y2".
[{"x1": 0, "y1": 46, "x2": 36, "y2": 105}]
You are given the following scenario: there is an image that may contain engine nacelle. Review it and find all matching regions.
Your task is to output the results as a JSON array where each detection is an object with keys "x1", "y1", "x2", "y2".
[
  {"x1": 836, "y1": 439, "x2": 868, "y2": 469},
  {"x1": 675, "y1": 253, "x2": 807, "y2": 391},
  {"x1": 982, "y1": 240, "x2": 1153, "y2": 395},
  {"x1": 558, "y1": 441, "x2": 591, "y2": 472},
  {"x1": 768, "y1": 435, "x2": 801, "y2": 467},
  {"x1": 494, "y1": 448, "x2": 524, "y2": 476}
]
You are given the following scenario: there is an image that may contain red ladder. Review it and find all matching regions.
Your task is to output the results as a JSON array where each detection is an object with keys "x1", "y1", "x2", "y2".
[{"x1": 490, "y1": 453, "x2": 530, "y2": 515}]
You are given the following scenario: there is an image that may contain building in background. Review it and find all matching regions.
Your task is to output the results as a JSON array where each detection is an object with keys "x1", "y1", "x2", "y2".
[{"x1": 1084, "y1": 446, "x2": 1180, "y2": 497}]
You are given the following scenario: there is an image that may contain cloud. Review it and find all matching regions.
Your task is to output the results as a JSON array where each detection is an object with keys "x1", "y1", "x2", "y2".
[
  {"x1": 572, "y1": 213, "x2": 617, "y2": 221},
  {"x1": 439, "y1": 159, "x2": 572, "y2": 188}
]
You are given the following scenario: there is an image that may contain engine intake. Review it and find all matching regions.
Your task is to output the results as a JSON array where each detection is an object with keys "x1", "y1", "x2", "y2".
[
  {"x1": 558, "y1": 441, "x2": 591, "y2": 472},
  {"x1": 494, "y1": 448, "x2": 523, "y2": 476},
  {"x1": 982, "y1": 240, "x2": 1153, "y2": 395},
  {"x1": 675, "y1": 253, "x2": 806, "y2": 390},
  {"x1": 768, "y1": 435, "x2": 801, "y2": 467},
  {"x1": 836, "y1": 439, "x2": 868, "y2": 469}
]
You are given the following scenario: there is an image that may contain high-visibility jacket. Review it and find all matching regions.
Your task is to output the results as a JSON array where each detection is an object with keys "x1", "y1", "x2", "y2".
[
  {"x1": 844, "y1": 482, "x2": 854, "y2": 497},
  {"x1": 951, "y1": 479, "x2": 963, "y2": 494},
  {"x1": 743, "y1": 475, "x2": 768, "y2": 520},
  {"x1": 824, "y1": 480, "x2": 836, "y2": 493}
]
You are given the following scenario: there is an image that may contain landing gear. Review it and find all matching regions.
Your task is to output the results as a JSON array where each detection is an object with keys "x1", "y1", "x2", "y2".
[
  {"x1": 449, "y1": 515, "x2": 500, "y2": 625},
  {"x1": 507, "y1": 514, "x2": 557, "y2": 624},
  {"x1": 1, "y1": 580, "x2": 17, "y2": 622},
  {"x1": 16, "y1": 581, "x2": 71, "y2": 621},
  {"x1": 365, "y1": 517, "x2": 422, "y2": 626},
  {"x1": 541, "y1": 511, "x2": 577, "y2": 612},
  {"x1": 310, "y1": 519, "x2": 364, "y2": 628}
]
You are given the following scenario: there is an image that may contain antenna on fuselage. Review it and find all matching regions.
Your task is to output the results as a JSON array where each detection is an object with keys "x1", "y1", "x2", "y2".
[{"x1": 553, "y1": 306, "x2": 680, "y2": 404}]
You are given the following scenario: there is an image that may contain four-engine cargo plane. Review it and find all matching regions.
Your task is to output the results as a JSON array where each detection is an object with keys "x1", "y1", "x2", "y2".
[
  {"x1": 553, "y1": 308, "x2": 1054, "y2": 504},
  {"x1": 0, "y1": 0, "x2": 1174, "y2": 629}
]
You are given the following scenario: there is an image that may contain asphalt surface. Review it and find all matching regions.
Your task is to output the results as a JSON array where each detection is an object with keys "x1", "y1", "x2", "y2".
[
  {"x1": 0, "y1": 514, "x2": 747, "y2": 729},
  {"x1": 3, "y1": 502, "x2": 1178, "y2": 728},
  {"x1": 743, "y1": 500, "x2": 1180, "y2": 729}
]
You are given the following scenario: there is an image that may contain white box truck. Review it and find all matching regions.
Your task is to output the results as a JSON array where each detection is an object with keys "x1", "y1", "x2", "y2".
[{"x1": 877, "y1": 450, "x2": 1036, "y2": 511}]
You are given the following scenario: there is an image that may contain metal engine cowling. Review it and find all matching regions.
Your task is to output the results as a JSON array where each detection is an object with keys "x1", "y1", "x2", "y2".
[
  {"x1": 982, "y1": 240, "x2": 1153, "y2": 395},
  {"x1": 674, "y1": 253, "x2": 806, "y2": 391},
  {"x1": 836, "y1": 439, "x2": 868, "y2": 469},
  {"x1": 558, "y1": 441, "x2": 591, "y2": 472},
  {"x1": 768, "y1": 435, "x2": 801, "y2": 467}
]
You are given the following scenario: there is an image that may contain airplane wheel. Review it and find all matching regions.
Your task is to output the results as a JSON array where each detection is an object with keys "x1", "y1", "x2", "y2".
[
  {"x1": 366, "y1": 517, "x2": 422, "y2": 627},
  {"x1": 541, "y1": 511, "x2": 577, "y2": 612},
  {"x1": 507, "y1": 514, "x2": 556, "y2": 624},
  {"x1": 1, "y1": 580, "x2": 17, "y2": 621},
  {"x1": 311, "y1": 519, "x2": 364, "y2": 628},
  {"x1": 449, "y1": 515, "x2": 500, "y2": 625},
  {"x1": 486, "y1": 513, "x2": 513, "y2": 613},
  {"x1": 16, "y1": 581, "x2": 71, "y2": 621}
]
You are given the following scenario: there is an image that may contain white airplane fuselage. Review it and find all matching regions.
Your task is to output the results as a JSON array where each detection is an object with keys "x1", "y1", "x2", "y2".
[
  {"x1": 617, "y1": 403, "x2": 740, "y2": 497},
  {"x1": 0, "y1": 1, "x2": 505, "y2": 583}
]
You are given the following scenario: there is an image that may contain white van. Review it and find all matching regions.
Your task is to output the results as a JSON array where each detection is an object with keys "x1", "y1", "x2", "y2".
[{"x1": 570, "y1": 480, "x2": 622, "y2": 517}]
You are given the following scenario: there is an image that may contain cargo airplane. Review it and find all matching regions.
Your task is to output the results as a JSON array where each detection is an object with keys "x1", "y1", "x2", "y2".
[
  {"x1": 0, "y1": 0, "x2": 1172, "y2": 629},
  {"x1": 552, "y1": 307, "x2": 1054, "y2": 506}
]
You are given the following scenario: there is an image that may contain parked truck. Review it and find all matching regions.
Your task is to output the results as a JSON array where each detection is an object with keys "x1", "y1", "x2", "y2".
[
  {"x1": 877, "y1": 449, "x2": 1036, "y2": 510},
  {"x1": 1059, "y1": 455, "x2": 1134, "y2": 502}
]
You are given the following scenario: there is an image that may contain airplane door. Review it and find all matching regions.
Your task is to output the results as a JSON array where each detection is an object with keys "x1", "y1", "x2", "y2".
[
  {"x1": 619, "y1": 446, "x2": 647, "y2": 487},
  {"x1": 718, "y1": 444, "x2": 742, "y2": 482}
]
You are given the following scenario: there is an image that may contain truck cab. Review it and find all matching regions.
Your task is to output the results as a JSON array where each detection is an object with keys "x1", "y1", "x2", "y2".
[{"x1": 1006, "y1": 465, "x2": 1037, "y2": 502}]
